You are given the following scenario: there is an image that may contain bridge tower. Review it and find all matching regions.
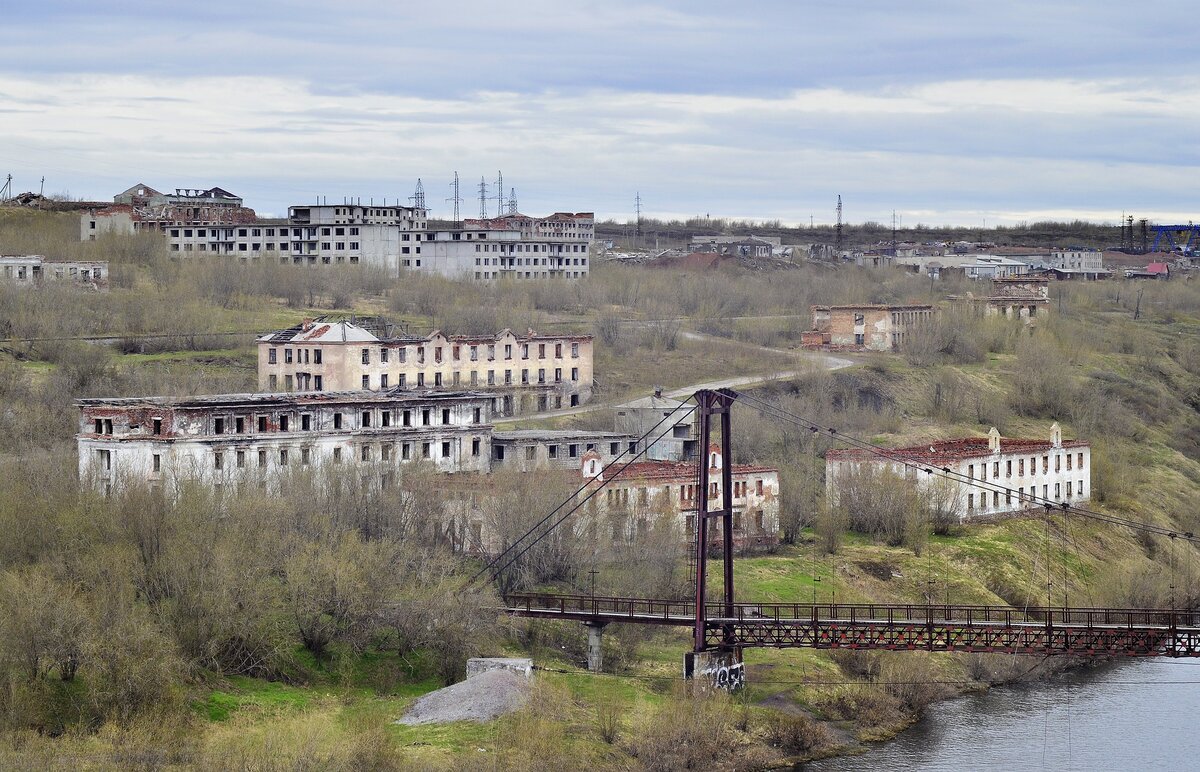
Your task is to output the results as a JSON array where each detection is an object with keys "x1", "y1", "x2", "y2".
[{"x1": 684, "y1": 389, "x2": 744, "y2": 690}]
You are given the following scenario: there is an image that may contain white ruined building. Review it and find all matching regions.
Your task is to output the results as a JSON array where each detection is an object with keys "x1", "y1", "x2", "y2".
[
  {"x1": 826, "y1": 423, "x2": 1091, "y2": 521},
  {"x1": 82, "y1": 186, "x2": 593, "y2": 281},
  {"x1": 77, "y1": 390, "x2": 496, "y2": 495}
]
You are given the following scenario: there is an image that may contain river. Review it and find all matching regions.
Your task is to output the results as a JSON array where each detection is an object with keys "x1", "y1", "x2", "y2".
[{"x1": 803, "y1": 658, "x2": 1200, "y2": 771}]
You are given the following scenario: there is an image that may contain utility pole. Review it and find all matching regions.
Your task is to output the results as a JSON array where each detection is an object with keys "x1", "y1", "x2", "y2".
[
  {"x1": 835, "y1": 195, "x2": 843, "y2": 257},
  {"x1": 1134, "y1": 285, "x2": 1144, "y2": 320},
  {"x1": 477, "y1": 177, "x2": 489, "y2": 219},
  {"x1": 635, "y1": 192, "x2": 643, "y2": 239},
  {"x1": 891, "y1": 210, "x2": 897, "y2": 256},
  {"x1": 446, "y1": 172, "x2": 462, "y2": 226},
  {"x1": 0, "y1": 174, "x2": 11, "y2": 201},
  {"x1": 39, "y1": 176, "x2": 45, "y2": 197}
]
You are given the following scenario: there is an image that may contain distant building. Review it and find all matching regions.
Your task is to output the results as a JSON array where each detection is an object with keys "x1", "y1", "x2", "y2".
[
  {"x1": 806, "y1": 304, "x2": 935, "y2": 351},
  {"x1": 581, "y1": 443, "x2": 780, "y2": 553},
  {"x1": 491, "y1": 430, "x2": 636, "y2": 471},
  {"x1": 77, "y1": 390, "x2": 496, "y2": 495},
  {"x1": 257, "y1": 319, "x2": 594, "y2": 417},
  {"x1": 614, "y1": 390, "x2": 698, "y2": 461},
  {"x1": 82, "y1": 195, "x2": 592, "y2": 281},
  {"x1": 826, "y1": 424, "x2": 1091, "y2": 521},
  {"x1": 0, "y1": 255, "x2": 108, "y2": 290},
  {"x1": 1124, "y1": 262, "x2": 1171, "y2": 280},
  {"x1": 962, "y1": 256, "x2": 1031, "y2": 279},
  {"x1": 979, "y1": 276, "x2": 1050, "y2": 321},
  {"x1": 690, "y1": 234, "x2": 781, "y2": 258}
]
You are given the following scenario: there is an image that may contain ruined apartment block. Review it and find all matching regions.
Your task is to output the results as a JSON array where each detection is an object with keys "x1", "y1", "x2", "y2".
[
  {"x1": 826, "y1": 424, "x2": 1090, "y2": 521},
  {"x1": 805, "y1": 304, "x2": 935, "y2": 351},
  {"x1": 615, "y1": 391, "x2": 699, "y2": 461},
  {"x1": 82, "y1": 185, "x2": 593, "y2": 281},
  {"x1": 0, "y1": 255, "x2": 109, "y2": 290},
  {"x1": 257, "y1": 320, "x2": 594, "y2": 416},
  {"x1": 77, "y1": 390, "x2": 495, "y2": 495},
  {"x1": 582, "y1": 443, "x2": 780, "y2": 553}
]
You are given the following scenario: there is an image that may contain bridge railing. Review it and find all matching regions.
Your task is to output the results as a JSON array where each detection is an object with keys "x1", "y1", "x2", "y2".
[{"x1": 504, "y1": 593, "x2": 1200, "y2": 629}]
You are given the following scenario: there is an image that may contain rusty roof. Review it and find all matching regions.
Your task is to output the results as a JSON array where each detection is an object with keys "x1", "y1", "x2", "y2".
[{"x1": 827, "y1": 436, "x2": 1088, "y2": 465}]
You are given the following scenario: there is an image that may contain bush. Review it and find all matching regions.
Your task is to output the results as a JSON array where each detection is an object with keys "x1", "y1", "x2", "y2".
[{"x1": 762, "y1": 711, "x2": 834, "y2": 755}]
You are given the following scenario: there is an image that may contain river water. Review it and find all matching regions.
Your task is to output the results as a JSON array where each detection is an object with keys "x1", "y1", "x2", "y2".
[{"x1": 803, "y1": 658, "x2": 1200, "y2": 771}]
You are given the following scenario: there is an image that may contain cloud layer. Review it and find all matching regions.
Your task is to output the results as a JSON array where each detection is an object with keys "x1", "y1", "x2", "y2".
[{"x1": 1, "y1": 2, "x2": 1196, "y2": 226}]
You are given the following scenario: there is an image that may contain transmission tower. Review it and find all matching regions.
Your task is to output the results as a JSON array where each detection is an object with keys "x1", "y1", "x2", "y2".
[
  {"x1": 891, "y1": 210, "x2": 897, "y2": 256},
  {"x1": 0, "y1": 174, "x2": 11, "y2": 202},
  {"x1": 635, "y1": 192, "x2": 643, "y2": 237},
  {"x1": 477, "y1": 177, "x2": 489, "y2": 219},
  {"x1": 410, "y1": 178, "x2": 426, "y2": 210},
  {"x1": 494, "y1": 171, "x2": 505, "y2": 219},
  {"x1": 506, "y1": 187, "x2": 518, "y2": 215},
  {"x1": 835, "y1": 194, "x2": 843, "y2": 256},
  {"x1": 446, "y1": 172, "x2": 463, "y2": 225}
]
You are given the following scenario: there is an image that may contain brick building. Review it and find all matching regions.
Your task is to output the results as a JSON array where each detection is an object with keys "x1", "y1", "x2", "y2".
[
  {"x1": 807, "y1": 304, "x2": 935, "y2": 351},
  {"x1": 826, "y1": 423, "x2": 1090, "y2": 521},
  {"x1": 980, "y1": 276, "x2": 1050, "y2": 321}
]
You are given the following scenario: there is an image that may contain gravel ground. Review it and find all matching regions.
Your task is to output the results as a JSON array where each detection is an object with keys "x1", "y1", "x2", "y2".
[{"x1": 397, "y1": 669, "x2": 531, "y2": 725}]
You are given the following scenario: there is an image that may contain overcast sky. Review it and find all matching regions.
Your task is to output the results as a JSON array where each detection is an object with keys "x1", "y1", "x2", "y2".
[{"x1": 1, "y1": 1, "x2": 1196, "y2": 226}]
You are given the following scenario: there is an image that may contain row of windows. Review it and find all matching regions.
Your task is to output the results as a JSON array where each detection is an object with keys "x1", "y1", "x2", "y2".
[
  {"x1": 475, "y1": 257, "x2": 587, "y2": 267},
  {"x1": 494, "y1": 440, "x2": 634, "y2": 462},
  {"x1": 206, "y1": 406, "x2": 479, "y2": 435},
  {"x1": 967, "y1": 452, "x2": 1086, "y2": 480},
  {"x1": 967, "y1": 480, "x2": 1086, "y2": 510},
  {"x1": 170, "y1": 227, "x2": 363, "y2": 238},
  {"x1": 476, "y1": 270, "x2": 588, "y2": 279},
  {"x1": 170, "y1": 241, "x2": 360, "y2": 253},
  {"x1": 354, "y1": 341, "x2": 582, "y2": 365},
  {"x1": 472, "y1": 243, "x2": 587, "y2": 253},
  {"x1": 351, "y1": 367, "x2": 580, "y2": 390}
]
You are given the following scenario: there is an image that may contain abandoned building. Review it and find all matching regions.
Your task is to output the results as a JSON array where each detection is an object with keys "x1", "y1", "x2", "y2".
[
  {"x1": 615, "y1": 391, "x2": 699, "y2": 461},
  {"x1": 826, "y1": 423, "x2": 1090, "y2": 521},
  {"x1": 490, "y1": 429, "x2": 637, "y2": 472},
  {"x1": 76, "y1": 390, "x2": 497, "y2": 495},
  {"x1": 579, "y1": 443, "x2": 780, "y2": 553},
  {"x1": 256, "y1": 320, "x2": 594, "y2": 416},
  {"x1": 82, "y1": 189, "x2": 592, "y2": 280},
  {"x1": 0, "y1": 255, "x2": 109, "y2": 290},
  {"x1": 805, "y1": 304, "x2": 935, "y2": 351},
  {"x1": 979, "y1": 275, "x2": 1050, "y2": 321}
]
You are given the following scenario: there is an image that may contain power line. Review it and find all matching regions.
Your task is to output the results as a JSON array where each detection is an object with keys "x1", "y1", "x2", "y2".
[{"x1": 462, "y1": 404, "x2": 698, "y2": 589}]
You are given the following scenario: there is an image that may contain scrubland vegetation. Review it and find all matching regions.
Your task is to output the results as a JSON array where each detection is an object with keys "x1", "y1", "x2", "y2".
[{"x1": 1, "y1": 209, "x2": 1199, "y2": 768}]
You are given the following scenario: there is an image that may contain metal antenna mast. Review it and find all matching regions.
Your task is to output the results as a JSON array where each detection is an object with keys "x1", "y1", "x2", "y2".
[
  {"x1": 507, "y1": 187, "x2": 518, "y2": 215},
  {"x1": 495, "y1": 171, "x2": 504, "y2": 219},
  {"x1": 446, "y1": 172, "x2": 463, "y2": 226},
  {"x1": 635, "y1": 192, "x2": 643, "y2": 237},
  {"x1": 410, "y1": 178, "x2": 426, "y2": 210},
  {"x1": 835, "y1": 195, "x2": 843, "y2": 256},
  {"x1": 892, "y1": 210, "x2": 897, "y2": 256},
  {"x1": 477, "y1": 176, "x2": 489, "y2": 219}
]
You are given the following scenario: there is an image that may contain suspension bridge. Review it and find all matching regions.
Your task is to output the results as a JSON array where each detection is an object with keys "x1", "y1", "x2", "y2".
[{"x1": 467, "y1": 388, "x2": 1200, "y2": 686}]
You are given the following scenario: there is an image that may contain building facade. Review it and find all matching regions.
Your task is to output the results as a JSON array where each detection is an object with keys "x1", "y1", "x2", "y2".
[
  {"x1": 82, "y1": 192, "x2": 592, "y2": 281},
  {"x1": 77, "y1": 390, "x2": 496, "y2": 494},
  {"x1": 257, "y1": 320, "x2": 595, "y2": 416},
  {"x1": 980, "y1": 276, "x2": 1050, "y2": 321},
  {"x1": 614, "y1": 391, "x2": 698, "y2": 461},
  {"x1": 808, "y1": 304, "x2": 935, "y2": 351},
  {"x1": 826, "y1": 424, "x2": 1090, "y2": 521},
  {"x1": 581, "y1": 443, "x2": 780, "y2": 552},
  {"x1": 491, "y1": 430, "x2": 637, "y2": 472},
  {"x1": 0, "y1": 255, "x2": 108, "y2": 289}
]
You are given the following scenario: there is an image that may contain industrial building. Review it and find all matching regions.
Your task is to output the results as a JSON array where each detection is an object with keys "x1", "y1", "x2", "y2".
[
  {"x1": 256, "y1": 319, "x2": 594, "y2": 416},
  {"x1": 979, "y1": 275, "x2": 1050, "y2": 321},
  {"x1": 826, "y1": 424, "x2": 1090, "y2": 521}
]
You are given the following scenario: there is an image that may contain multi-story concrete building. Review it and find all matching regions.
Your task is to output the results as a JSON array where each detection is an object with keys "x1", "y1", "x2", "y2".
[
  {"x1": 614, "y1": 391, "x2": 698, "y2": 461},
  {"x1": 257, "y1": 319, "x2": 595, "y2": 416},
  {"x1": 805, "y1": 304, "x2": 935, "y2": 351},
  {"x1": 0, "y1": 255, "x2": 109, "y2": 290},
  {"x1": 490, "y1": 430, "x2": 637, "y2": 471},
  {"x1": 77, "y1": 389, "x2": 495, "y2": 494},
  {"x1": 82, "y1": 192, "x2": 592, "y2": 280},
  {"x1": 826, "y1": 424, "x2": 1090, "y2": 521}
]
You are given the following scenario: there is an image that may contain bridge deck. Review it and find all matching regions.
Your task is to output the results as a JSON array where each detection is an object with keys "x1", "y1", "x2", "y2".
[{"x1": 504, "y1": 593, "x2": 1200, "y2": 657}]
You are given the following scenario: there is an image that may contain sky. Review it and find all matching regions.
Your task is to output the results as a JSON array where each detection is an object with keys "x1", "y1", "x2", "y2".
[{"x1": 1, "y1": 1, "x2": 1197, "y2": 226}]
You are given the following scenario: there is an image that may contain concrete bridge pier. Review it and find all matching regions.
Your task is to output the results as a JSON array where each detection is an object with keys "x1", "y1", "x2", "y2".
[
  {"x1": 583, "y1": 620, "x2": 609, "y2": 672},
  {"x1": 684, "y1": 649, "x2": 745, "y2": 692}
]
